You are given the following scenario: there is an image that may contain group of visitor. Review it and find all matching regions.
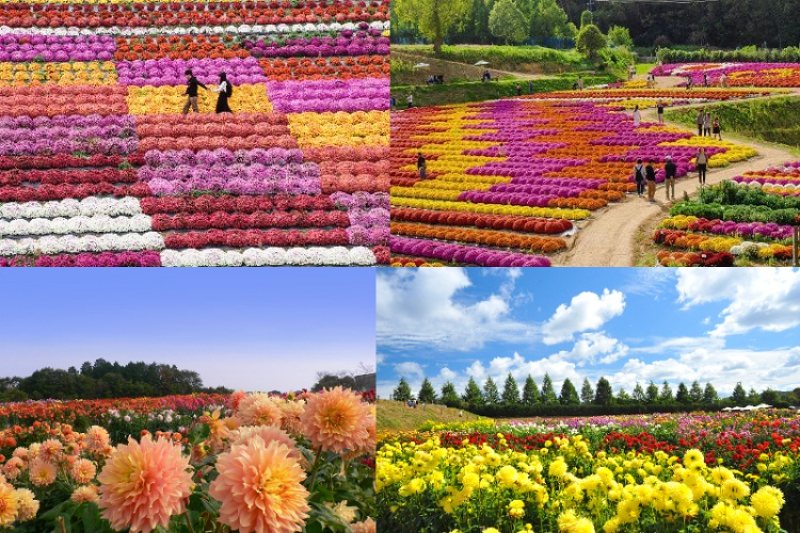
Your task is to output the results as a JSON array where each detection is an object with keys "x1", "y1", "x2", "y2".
[
  {"x1": 695, "y1": 109, "x2": 722, "y2": 140},
  {"x1": 426, "y1": 74, "x2": 444, "y2": 85},
  {"x1": 183, "y1": 69, "x2": 232, "y2": 114},
  {"x1": 632, "y1": 148, "x2": 709, "y2": 204}
]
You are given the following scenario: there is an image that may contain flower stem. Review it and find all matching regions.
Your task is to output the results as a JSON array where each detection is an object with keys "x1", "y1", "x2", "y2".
[
  {"x1": 308, "y1": 446, "x2": 324, "y2": 492},
  {"x1": 184, "y1": 512, "x2": 196, "y2": 533},
  {"x1": 57, "y1": 517, "x2": 67, "y2": 533}
]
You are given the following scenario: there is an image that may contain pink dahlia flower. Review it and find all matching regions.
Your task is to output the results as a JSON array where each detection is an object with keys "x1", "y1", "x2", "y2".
[
  {"x1": 97, "y1": 435, "x2": 192, "y2": 533},
  {"x1": 85, "y1": 425, "x2": 110, "y2": 454},
  {"x1": 209, "y1": 437, "x2": 310, "y2": 533},
  {"x1": 237, "y1": 393, "x2": 283, "y2": 427},
  {"x1": 299, "y1": 387, "x2": 372, "y2": 454}
]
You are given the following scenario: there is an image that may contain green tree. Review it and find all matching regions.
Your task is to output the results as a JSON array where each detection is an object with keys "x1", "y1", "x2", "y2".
[
  {"x1": 645, "y1": 381, "x2": 659, "y2": 403},
  {"x1": 392, "y1": 378, "x2": 412, "y2": 402},
  {"x1": 394, "y1": 0, "x2": 472, "y2": 54},
  {"x1": 522, "y1": 0, "x2": 572, "y2": 42},
  {"x1": 632, "y1": 383, "x2": 645, "y2": 402},
  {"x1": 760, "y1": 388, "x2": 780, "y2": 406},
  {"x1": 441, "y1": 382, "x2": 460, "y2": 407},
  {"x1": 559, "y1": 378, "x2": 580, "y2": 405},
  {"x1": 522, "y1": 375, "x2": 539, "y2": 406},
  {"x1": 484, "y1": 377, "x2": 500, "y2": 405},
  {"x1": 689, "y1": 381, "x2": 704, "y2": 403},
  {"x1": 607, "y1": 25, "x2": 634, "y2": 48},
  {"x1": 540, "y1": 373, "x2": 557, "y2": 404},
  {"x1": 580, "y1": 378, "x2": 594, "y2": 404},
  {"x1": 731, "y1": 382, "x2": 747, "y2": 405},
  {"x1": 676, "y1": 382, "x2": 690, "y2": 404},
  {"x1": 418, "y1": 378, "x2": 437, "y2": 404},
  {"x1": 594, "y1": 377, "x2": 613, "y2": 405},
  {"x1": 703, "y1": 383, "x2": 719, "y2": 403},
  {"x1": 463, "y1": 377, "x2": 485, "y2": 406},
  {"x1": 576, "y1": 23, "x2": 607, "y2": 61},
  {"x1": 502, "y1": 373, "x2": 520, "y2": 405},
  {"x1": 580, "y1": 9, "x2": 593, "y2": 27},
  {"x1": 489, "y1": 0, "x2": 529, "y2": 44},
  {"x1": 617, "y1": 388, "x2": 630, "y2": 402},
  {"x1": 747, "y1": 388, "x2": 761, "y2": 405},
  {"x1": 659, "y1": 381, "x2": 674, "y2": 402}
]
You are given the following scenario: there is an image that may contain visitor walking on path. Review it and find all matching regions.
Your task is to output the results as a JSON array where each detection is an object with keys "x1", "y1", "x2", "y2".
[
  {"x1": 713, "y1": 117, "x2": 722, "y2": 140},
  {"x1": 182, "y1": 69, "x2": 208, "y2": 114},
  {"x1": 656, "y1": 100, "x2": 665, "y2": 124},
  {"x1": 516, "y1": 84, "x2": 522, "y2": 96},
  {"x1": 528, "y1": 80, "x2": 534, "y2": 94},
  {"x1": 633, "y1": 158, "x2": 645, "y2": 197},
  {"x1": 720, "y1": 73, "x2": 728, "y2": 87},
  {"x1": 417, "y1": 151, "x2": 427, "y2": 180},
  {"x1": 696, "y1": 147, "x2": 709, "y2": 186},
  {"x1": 577, "y1": 77, "x2": 584, "y2": 90},
  {"x1": 406, "y1": 93, "x2": 414, "y2": 108},
  {"x1": 645, "y1": 160, "x2": 657, "y2": 202},
  {"x1": 212, "y1": 72, "x2": 232, "y2": 114},
  {"x1": 632, "y1": 105, "x2": 641, "y2": 127},
  {"x1": 703, "y1": 112, "x2": 712, "y2": 137},
  {"x1": 695, "y1": 110, "x2": 705, "y2": 136},
  {"x1": 703, "y1": 73, "x2": 709, "y2": 87},
  {"x1": 664, "y1": 155, "x2": 677, "y2": 201}
]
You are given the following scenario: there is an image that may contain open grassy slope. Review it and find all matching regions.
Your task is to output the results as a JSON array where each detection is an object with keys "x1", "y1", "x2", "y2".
[{"x1": 377, "y1": 400, "x2": 485, "y2": 432}]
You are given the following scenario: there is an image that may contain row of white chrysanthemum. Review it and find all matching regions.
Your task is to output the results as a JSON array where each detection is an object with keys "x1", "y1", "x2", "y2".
[
  {"x1": 0, "y1": 215, "x2": 154, "y2": 236},
  {"x1": 0, "y1": 21, "x2": 389, "y2": 37},
  {"x1": 0, "y1": 198, "x2": 142, "y2": 220},
  {"x1": 160, "y1": 247, "x2": 375, "y2": 266}
]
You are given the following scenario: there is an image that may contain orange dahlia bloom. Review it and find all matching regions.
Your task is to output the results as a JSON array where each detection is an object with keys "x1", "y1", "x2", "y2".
[
  {"x1": 85, "y1": 426, "x2": 110, "y2": 453},
  {"x1": 14, "y1": 488, "x2": 38, "y2": 522},
  {"x1": 71, "y1": 485, "x2": 100, "y2": 504},
  {"x1": 29, "y1": 458, "x2": 57, "y2": 487},
  {"x1": 237, "y1": 393, "x2": 282, "y2": 427},
  {"x1": 38, "y1": 439, "x2": 63, "y2": 463},
  {"x1": 209, "y1": 437, "x2": 310, "y2": 533},
  {"x1": 278, "y1": 400, "x2": 305, "y2": 437},
  {"x1": 70, "y1": 458, "x2": 97, "y2": 485},
  {"x1": 352, "y1": 518, "x2": 377, "y2": 533},
  {"x1": 97, "y1": 435, "x2": 192, "y2": 533},
  {"x1": 0, "y1": 483, "x2": 18, "y2": 527},
  {"x1": 231, "y1": 426, "x2": 300, "y2": 461},
  {"x1": 299, "y1": 387, "x2": 372, "y2": 454}
]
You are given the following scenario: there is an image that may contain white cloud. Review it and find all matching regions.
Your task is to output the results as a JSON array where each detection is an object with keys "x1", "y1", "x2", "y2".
[
  {"x1": 621, "y1": 269, "x2": 676, "y2": 298},
  {"x1": 676, "y1": 269, "x2": 800, "y2": 337},
  {"x1": 542, "y1": 289, "x2": 626, "y2": 345},
  {"x1": 376, "y1": 353, "x2": 387, "y2": 366},
  {"x1": 394, "y1": 361, "x2": 425, "y2": 380},
  {"x1": 376, "y1": 268, "x2": 534, "y2": 350},
  {"x1": 554, "y1": 332, "x2": 629, "y2": 366},
  {"x1": 630, "y1": 336, "x2": 726, "y2": 355}
]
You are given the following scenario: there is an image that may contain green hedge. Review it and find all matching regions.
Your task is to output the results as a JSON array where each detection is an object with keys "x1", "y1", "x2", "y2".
[
  {"x1": 658, "y1": 45, "x2": 800, "y2": 64},
  {"x1": 465, "y1": 403, "x2": 725, "y2": 418},
  {"x1": 395, "y1": 44, "x2": 587, "y2": 68}
]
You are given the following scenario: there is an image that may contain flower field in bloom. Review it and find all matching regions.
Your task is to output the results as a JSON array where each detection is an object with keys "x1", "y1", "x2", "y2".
[
  {"x1": 390, "y1": 89, "x2": 765, "y2": 267},
  {"x1": 0, "y1": 388, "x2": 377, "y2": 532},
  {"x1": 0, "y1": 0, "x2": 389, "y2": 267},
  {"x1": 377, "y1": 411, "x2": 800, "y2": 533},
  {"x1": 652, "y1": 63, "x2": 800, "y2": 88},
  {"x1": 652, "y1": 163, "x2": 800, "y2": 266}
]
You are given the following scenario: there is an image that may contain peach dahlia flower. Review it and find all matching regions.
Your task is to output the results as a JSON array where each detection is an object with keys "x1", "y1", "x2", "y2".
[
  {"x1": 85, "y1": 426, "x2": 110, "y2": 454},
  {"x1": 299, "y1": 387, "x2": 371, "y2": 454},
  {"x1": 352, "y1": 517, "x2": 377, "y2": 533},
  {"x1": 71, "y1": 458, "x2": 97, "y2": 485},
  {"x1": 0, "y1": 483, "x2": 18, "y2": 527},
  {"x1": 14, "y1": 488, "x2": 38, "y2": 522},
  {"x1": 29, "y1": 458, "x2": 57, "y2": 487},
  {"x1": 97, "y1": 435, "x2": 192, "y2": 533},
  {"x1": 231, "y1": 426, "x2": 300, "y2": 460},
  {"x1": 209, "y1": 436, "x2": 310, "y2": 533},
  {"x1": 237, "y1": 393, "x2": 283, "y2": 427}
]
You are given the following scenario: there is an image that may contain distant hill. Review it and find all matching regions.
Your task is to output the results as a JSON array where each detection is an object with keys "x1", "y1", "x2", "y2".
[{"x1": 377, "y1": 399, "x2": 486, "y2": 432}]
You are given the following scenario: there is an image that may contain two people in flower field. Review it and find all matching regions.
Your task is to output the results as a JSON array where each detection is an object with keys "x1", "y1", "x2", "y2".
[{"x1": 183, "y1": 69, "x2": 233, "y2": 114}]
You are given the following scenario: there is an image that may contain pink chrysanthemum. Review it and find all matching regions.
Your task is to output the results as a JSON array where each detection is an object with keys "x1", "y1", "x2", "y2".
[
  {"x1": 231, "y1": 426, "x2": 300, "y2": 460},
  {"x1": 299, "y1": 387, "x2": 372, "y2": 454},
  {"x1": 97, "y1": 435, "x2": 193, "y2": 533},
  {"x1": 29, "y1": 459, "x2": 57, "y2": 487},
  {"x1": 71, "y1": 485, "x2": 100, "y2": 504},
  {"x1": 71, "y1": 458, "x2": 97, "y2": 485},
  {"x1": 14, "y1": 488, "x2": 39, "y2": 522},
  {"x1": 237, "y1": 393, "x2": 282, "y2": 427},
  {"x1": 209, "y1": 437, "x2": 310, "y2": 533},
  {"x1": 0, "y1": 483, "x2": 18, "y2": 527},
  {"x1": 352, "y1": 518, "x2": 377, "y2": 533},
  {"x1": 85, "y1": 426, "x2": 110, "y2": 454},
  {"x1": 2, "y1": 458, "x2": 24, "y2": 481}
]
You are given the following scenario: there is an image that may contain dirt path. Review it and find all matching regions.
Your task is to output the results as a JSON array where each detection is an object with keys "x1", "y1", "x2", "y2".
[
  {"x1": 393, "y1": 51, "x2": 564, "y2": 81},
  {"x1": 554, "y1": 107, "x2": 796, "y2": 267}
]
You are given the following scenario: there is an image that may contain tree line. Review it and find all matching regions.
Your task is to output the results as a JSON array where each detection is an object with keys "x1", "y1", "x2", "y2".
[
  {"x1": 390, "y1": 373, "x2": 800, "y2": 416},
  {"x1": 0, "y1": 359, "x2": 231, "y2": 402},
  {"x1": 394, "y1": 0, "x2": 800, "y2": 51}
]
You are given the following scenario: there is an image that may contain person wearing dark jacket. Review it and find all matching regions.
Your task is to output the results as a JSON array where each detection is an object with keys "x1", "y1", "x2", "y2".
[
  {"x1": 664, "y1": 155, "x2": 677, "y2": 201},
  {"x1": 645, "y1": 159, "x2": 657, "y2": 202},
  {"x1": 417, "y1": 151, "x2": 427, "y2": 180},
  {"x1": 182, "y1": 69, "x2": 208, "y2": 114},
  {"x1": 633, "y1": 159, "x2": 645, "y2": 197},
  {"x1": 212, "y1": 72, "x2": 233, "y2": 113}
]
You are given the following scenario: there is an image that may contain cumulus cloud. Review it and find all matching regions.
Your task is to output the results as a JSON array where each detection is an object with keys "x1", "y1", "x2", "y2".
[
  {"x1": 554, "y1": 332, "x2": 630, "y2": 366},
  {"x1": 542, "y1": 289, "x2": 626, "y2": 345},
  {"x1": 393, "y1": 361, "x2": 425, "y2": 380},
  {"x1": 676, "y1": 269, "x2": 800, "y2": 337},
  {"x1": 376, "y1": 268, "x2": 534, "y2": 350}
]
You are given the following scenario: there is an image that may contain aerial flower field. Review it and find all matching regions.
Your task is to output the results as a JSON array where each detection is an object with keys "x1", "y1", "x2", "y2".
[
  {"x1": 0, "y1": 0, "x2": 389, "y2": 267},
  {"x1": 0, "y1": 388, "x2": 376, "y2": 532},
  {"x1": 652, "y1": 63, "x2": 800, "y2": 88},
  {"x1": 390, "y1": 89, "x2": 767, "y2": 267},
  {"x1": 652, "y1": 161, "x2": 800, "y2": 266},
  {"x1": 377, "y1": 412, "x2": 800, "y2": 533}
]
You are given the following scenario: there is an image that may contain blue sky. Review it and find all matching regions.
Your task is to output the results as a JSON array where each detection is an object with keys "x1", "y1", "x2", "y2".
[
  {"x1": 376, "y1": 268, "x2": 800, "y2": 400},
  {"x1": 0, "y1": 269, "x2": 375, "y2": 392}
]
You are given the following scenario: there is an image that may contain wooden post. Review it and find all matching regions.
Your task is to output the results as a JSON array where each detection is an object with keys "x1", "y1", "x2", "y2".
[{"x1": 794, "y1": 226, "x2": 799, "y2": 267}]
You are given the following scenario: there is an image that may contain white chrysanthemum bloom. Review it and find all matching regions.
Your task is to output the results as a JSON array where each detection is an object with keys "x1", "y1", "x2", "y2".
[{"x1": 349, "y1": 247, "x2": 377, "y2": 266}]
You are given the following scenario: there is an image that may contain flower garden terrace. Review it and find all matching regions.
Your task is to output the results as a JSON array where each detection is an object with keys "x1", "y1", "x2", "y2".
[
  {"x1": 376, "y1": 411, "x2": 800, "y2": 533},
  {"x1": 0, "y1": 1, "x2": 390, "y2": 267},
  {"x1": 389, "y1": 88, "x2": 779, "y2": 267}
]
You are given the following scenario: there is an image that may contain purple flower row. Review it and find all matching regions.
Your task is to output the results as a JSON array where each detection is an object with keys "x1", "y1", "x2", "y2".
[
  {"x1": 0, "y1": 134, "x2": 137, "y2": 157},
  {"x1": 390, "y1": 236, "x2": 552, "y2": 267},
  {"x1": 143, "y1": 148, "x2": 306, "y2": 168},
  {"x1": 243, "y1": 35, "x2": 389, "y2": 58},
  {"x1": 459, "y1": 190, "x2": 562, "y2": 206},
  {"x1": 266, "y1": 78, "x2": 388, "y2": 113},
  {"x1": 0, "y1": 251, "x2": 161, "y2": 267},
  {"x1": 700, "y1": 220, "x2": 793, "y2": 240},
  {"x1": 0, "y1": 35, "x2": 116, "y2": 62},
  {"x1": 0, "y1": 114, "x2": 134, "y2": 130},
  {"x1": 330, "y1": 191, "x2": 388, "y2": 210},
  {"x1": 115, "y1": 57, "x2": 267, "y2": 87}
]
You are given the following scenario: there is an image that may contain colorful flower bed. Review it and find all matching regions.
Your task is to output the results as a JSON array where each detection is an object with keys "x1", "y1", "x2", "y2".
[
  {"x1": 390, "y1": 89, "x2": 762, "y2": 266},
  {"x1": 377, "y1": 411, "x2": 800, "y2": 533},
  {"x1": 0, "y1": 0, "x2": 389, "y2": 266},
  {"x1": 0, "y1": 388, "x2": 376, "y2": 532},
  {"x1": 652, "y1": 165, "x2": 800, "y2": 266},
  {"x1": 653, "y1": 63, "x2": 800, "y2": 88}
]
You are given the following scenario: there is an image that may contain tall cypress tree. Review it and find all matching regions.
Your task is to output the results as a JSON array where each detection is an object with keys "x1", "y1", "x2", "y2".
[
  {"x1": 522, "y1": 375, "x2": 539, "y2": 406},
  {"x1": 502, "y1": 373, "x2": 520, "y2": 405},
  {"x1": 484, "y1": 377, "x2": 500, "y2": 405}
]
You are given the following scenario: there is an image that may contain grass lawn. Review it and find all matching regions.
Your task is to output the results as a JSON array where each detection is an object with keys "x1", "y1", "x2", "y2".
[
  {"x1": 377, "y1": 400, "x2": 485, "y2": 432},
  {"x1": 636, "y1": 63, "x2": 656, "y2": 75}
]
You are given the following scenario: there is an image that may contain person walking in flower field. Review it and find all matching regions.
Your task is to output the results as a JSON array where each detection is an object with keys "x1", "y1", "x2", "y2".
[
  {"x1": 696, "y1": 109, "x2": 705, "y2": 136},
  {"x1": 645, "y1": 159, "x2": 657, "y2": 202},
  {"x1": 656, "y1": 100, "x2": 665, "y2": 124},
  {"x1": 664, "y1": 155, "x2": 677, "y2": 201},
  {"x1": 417, "y1": 151, "x2": 427, "y2": 180},
  {"x1": 633, "y1": 158, "x2": 645, "y2": 197},
  {"x1": 703, "y1": 111, "x2": 712, "y2": 137},
  {"x1": 696, "y1": 147, "x2": 709, "y2": 186},
  {"x1": 211, "y1": 72, "x2": 233, "y2": 114},
  {"x1": 713, "y1": 117, "x2": 722, "y2": 140},
  {"x1": 182, "y1": 69, "x2": 208, "y2": 114},
  {"x1": 632, "y1": 105, "x2": 642, "y2": 127}
]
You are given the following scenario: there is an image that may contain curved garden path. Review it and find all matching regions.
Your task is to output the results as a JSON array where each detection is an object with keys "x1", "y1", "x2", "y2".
[{"x1": 554, "y1": 92, "x2": 798, "y2": 266}]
